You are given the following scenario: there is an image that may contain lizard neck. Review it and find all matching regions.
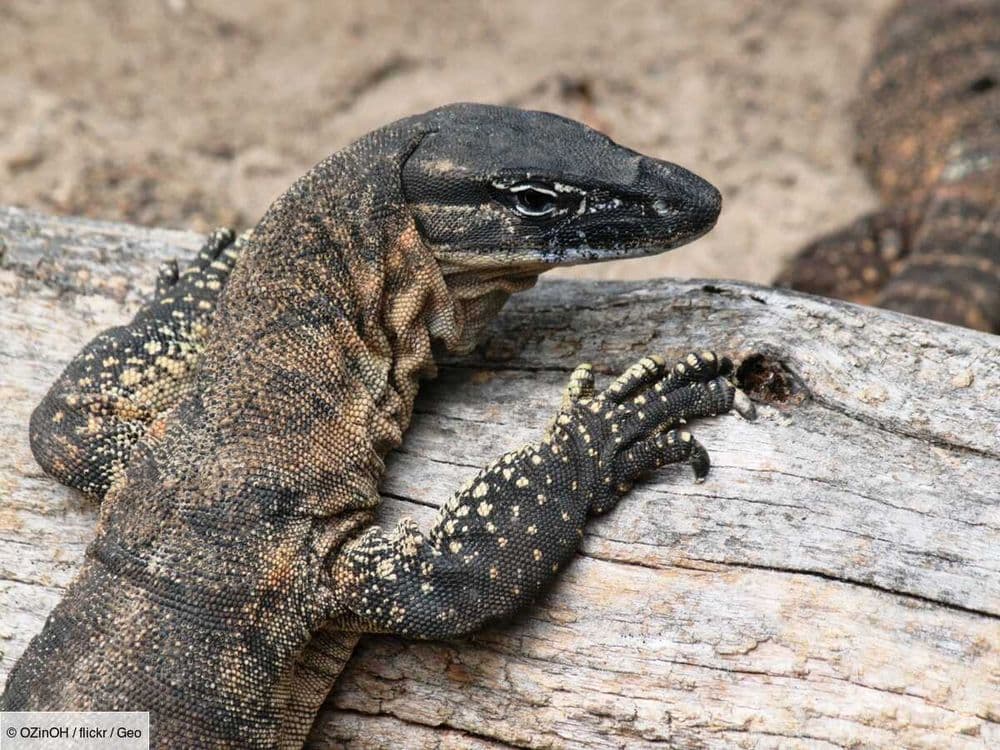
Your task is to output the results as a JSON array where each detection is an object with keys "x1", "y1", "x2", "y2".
[{"x1": 205, "y1": 132, "x2": 537, "y2": 495}]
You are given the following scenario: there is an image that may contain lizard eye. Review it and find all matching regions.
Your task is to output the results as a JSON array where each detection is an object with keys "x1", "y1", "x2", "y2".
[{"x1": 509, "y1": 183, "x2": 559, "y2": 217}]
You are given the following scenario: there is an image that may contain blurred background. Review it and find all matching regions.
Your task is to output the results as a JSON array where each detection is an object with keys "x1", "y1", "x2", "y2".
[{"x1": 1, "y1": 0, "x2": 895, "y2": 282}]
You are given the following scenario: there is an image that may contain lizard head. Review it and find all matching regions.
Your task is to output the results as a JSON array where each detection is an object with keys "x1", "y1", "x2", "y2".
[{"x1": 401, "y1": 103, "x2": 721, "y2": 269}]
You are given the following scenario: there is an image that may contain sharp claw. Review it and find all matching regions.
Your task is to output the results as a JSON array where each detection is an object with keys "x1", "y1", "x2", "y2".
[
  {"x1": 690, "y1": 441, "x2": 710, "y2": 482},
  {"x1": 733, "y1": 388, "x2": 757, "y2": 421}
]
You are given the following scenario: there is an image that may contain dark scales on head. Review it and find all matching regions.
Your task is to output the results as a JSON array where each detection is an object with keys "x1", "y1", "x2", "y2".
[{"x1": 2, "y1": 103, "x2": 752, "y2": 748}]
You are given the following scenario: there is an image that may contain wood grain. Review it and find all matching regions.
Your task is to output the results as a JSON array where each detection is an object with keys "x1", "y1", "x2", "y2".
[{"x1": 1, "y1": 206, "x2": 997, "y2": 749}]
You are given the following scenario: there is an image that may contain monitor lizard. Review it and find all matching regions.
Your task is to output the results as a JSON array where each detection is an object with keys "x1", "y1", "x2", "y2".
[
  {"x1": 1, "y1": 103, "x2": 755, "y2": 748},
  {"x1": 776, "y1": 0, "x2": 999, "y2": 333}
]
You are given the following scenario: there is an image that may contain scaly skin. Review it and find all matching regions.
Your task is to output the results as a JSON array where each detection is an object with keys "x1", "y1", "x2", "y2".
[
  {"x1": 2, "y1": 104, "x2": 753, "y2": 748},
  {"x1": 776, "y1": 0, "x2": 1000, "y2": 332}
]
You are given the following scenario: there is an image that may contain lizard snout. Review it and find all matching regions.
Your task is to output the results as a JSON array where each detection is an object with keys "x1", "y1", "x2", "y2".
[
  {"x1": 640, "y1": 157, "x2": 722, "y2": 231},
  {"x1": 633, "y1": 157, "x2": 722, "y2": 246}
]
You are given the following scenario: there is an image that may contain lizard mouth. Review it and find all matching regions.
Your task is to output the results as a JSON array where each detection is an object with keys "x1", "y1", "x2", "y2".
[
  {"x1": 539, "y1": 159, "x2": 722, "y2": 266},
  {"x1": 539, "y1": 240, "x2": 707, "y2": 266}
]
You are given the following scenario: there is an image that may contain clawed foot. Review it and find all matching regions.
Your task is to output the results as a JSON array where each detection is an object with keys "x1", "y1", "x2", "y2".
[
  {"x1": 551, "y1": 351, "x2": 755, "y2": 513},
  {"x1": 150, "y1": 227, "x2": 243, "y2": 317}
]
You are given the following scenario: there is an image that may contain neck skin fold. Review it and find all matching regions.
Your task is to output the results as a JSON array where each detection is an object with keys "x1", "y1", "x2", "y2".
[{"x1": 199, "y1": 134, "x2": 539, "y2": 514}]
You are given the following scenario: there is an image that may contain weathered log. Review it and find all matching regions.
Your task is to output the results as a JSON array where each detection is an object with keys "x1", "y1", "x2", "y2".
[{"x1": 0, "y1": 206, "x2": 997, "y2": 749}]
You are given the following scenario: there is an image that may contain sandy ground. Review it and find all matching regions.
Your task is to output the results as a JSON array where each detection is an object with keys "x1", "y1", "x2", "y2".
[{"x1": 1, "y1": 0, "x2": 896, "y2": 283}]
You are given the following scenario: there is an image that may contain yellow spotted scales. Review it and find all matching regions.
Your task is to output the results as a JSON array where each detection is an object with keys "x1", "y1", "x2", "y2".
[{"x1": 2, "y1": 104, "x2": 754, "y2": 748}]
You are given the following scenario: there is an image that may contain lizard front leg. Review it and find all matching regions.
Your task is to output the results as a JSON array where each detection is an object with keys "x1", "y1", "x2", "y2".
[
  {"x1": 29, "y1": 228, "x2": 243, "y2": 499},
  {"x1": 327, "y1": 352, "x2": 754, "y2": 638}
]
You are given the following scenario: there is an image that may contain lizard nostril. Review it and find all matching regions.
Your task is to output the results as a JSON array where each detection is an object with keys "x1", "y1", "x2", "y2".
[
  {"x1": 652, "y1": 198, "x2": 678, "y2": 216},
  {"x1": 641, "y1": 157, "x2": 721, "y2": 226}
]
